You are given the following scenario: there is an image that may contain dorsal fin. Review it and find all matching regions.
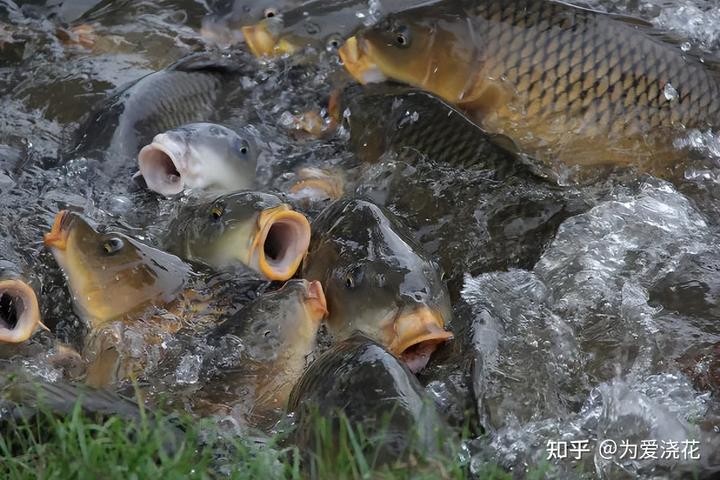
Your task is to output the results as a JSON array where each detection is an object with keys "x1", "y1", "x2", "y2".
[{"x1": 166, "y1": 52, "x2": 247, "y2": 75}]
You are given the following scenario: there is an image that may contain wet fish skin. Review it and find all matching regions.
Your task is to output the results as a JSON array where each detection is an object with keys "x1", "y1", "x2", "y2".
[
  {"x1": 67, "y1": 52, "x2": 247, "y2": 170},
  {"x1": 1, "y1": 369, "x2": 146, "y2": 422},
  {"x1": 0, "y1": 370, "x2": 183, "y2": 453},
  {"x1": 44, "y1": 211, "x2": 191, "y2": 330},
  {"x1": 287, "y1": 334, "x2": 451, "y2": 464},
  {"x1": 242, "y1": 0, "x2": 429, "y2": 58},
  {"x1": 340, "y1": 83, "x2": 524, "y2": 176},
  {"x1": 164, "y1": 191, "x2": 311, "y2": 281},
  {"x1": 302, "y1": 197, "x2": 453, "y2": 371},
  {"x1": 341, "y1": 0, "x2": 720, "y2": 172},
  {"x1": 137, "y1": 122, "x2": 260, "y2": 196},
  {"x1": 201, "y1": 0, "x2": 303, "y2": 46},
  {"x1": 189, "y1": 279, "x2": 326, "y2": 427}
]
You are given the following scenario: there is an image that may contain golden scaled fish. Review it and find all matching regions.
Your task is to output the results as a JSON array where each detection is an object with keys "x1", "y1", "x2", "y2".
[
  {"x1": 43, "y1": 210, "x2": 191, "y2": 330},
  {"x1": 339, "y1": 0, "x2": 720, "y2": 173}
]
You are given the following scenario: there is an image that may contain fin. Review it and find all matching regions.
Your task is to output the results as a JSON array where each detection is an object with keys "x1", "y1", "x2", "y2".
[
  {"x1": 167, "y1": 52, "x2": 246, "y2": 75},
  {"x1": 1, "y1": 371, "x2": 145, "y2": 422}
]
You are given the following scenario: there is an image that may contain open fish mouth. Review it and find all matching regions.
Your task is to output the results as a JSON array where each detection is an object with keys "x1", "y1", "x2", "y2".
[
  {"x1": 137, "y1": 135, "x2": 185, "y2": 196},
  {"x1": 388, "y1": 306, "x2": 453, "y2": 373},
  {"x1": 338, "y1": 36, "x2": 387, "y2": 84},
  {"x1": 44, "y1": 210, "x2": 74, "y2": 250},
  {"x1": 251, "y1": 206, "x2": 311, "y2": 281},
  {"x1": 242, "y1": 19, "x2": 296, "y2": 58},
  {"x1": 0, "y1": 279, "x2": 42, "y2": 344}
]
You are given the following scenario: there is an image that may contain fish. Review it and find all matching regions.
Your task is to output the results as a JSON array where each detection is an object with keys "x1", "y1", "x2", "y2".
[
  {"x1": 164, "y1": 191, "x2": 311, "y2": 281},
  {"x1": 0, "y1": 237, "x2": 44, "y2": 344},
  {"x1": 1, "y1": 369, "x2": 147, "y2": 423},
  {"x1": 287, "y1": 334, "x2": 450, "y2": 464},
  {"x1": 0, "y1": 370, "x2": 183, "y2": 453},
  {"x1": 43, "y1": 210, "x2": 191, "y2": 330},
  {"x1": 189, "y1": 279, "x2": 326, "y2": 427},
  {"x1": 200, "y1": 0, "x2": 303, "y2": 47},
  {"x1": 338, "y1": 83, "x2": 524, "y2": 176},
  {"x1": 339, "y1": 0, "x2": 720, "y2": 173},
  {"x1": 137, "y1": 123, "x2": 260, "y2": 196},
  {"x1": 302, "y1": 198, "x2": 453, "y2": 373},
  {"x1": 66, "y1": 52, "x2": 246, "y2": 169},
  {"x1": 242, "y1": 0, "x2": 428, "y2": 58},
  {"x1": 287, "y1": 167, "x2": 346, "y2": 203}
]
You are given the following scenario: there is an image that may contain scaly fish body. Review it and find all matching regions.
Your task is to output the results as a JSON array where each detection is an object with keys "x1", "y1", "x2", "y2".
[
  {"x1": 68, "y1": 53, "x2": 245, "y2": 168},
  {"x1": 340, "y1": 0, "x2": 720, "y2": 173},
  {"x1": 340, "y1": 83, "x2": 523, "y2": 176}
]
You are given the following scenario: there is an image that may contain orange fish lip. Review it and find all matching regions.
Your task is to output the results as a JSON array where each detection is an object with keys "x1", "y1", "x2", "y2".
[
  {"x1": 387, "y1": 306, "x2": 453, "y2": 357},
  {"x1": 44, "y1": 210, "x2": 74, "y2": 250},
  {"x1": 0, "y1": 279, "x2": 45, "y2": 344},
  {"x1": 338, "y1": 36, "x2": 384, "y2": 85},
  {"x1": 242, "y1": 21, "x2": 278, "y2": 58},
  {"x1": 251, "y1": 205, "x2": 311, "y2": 281},
  {"x1": 305, "y1": 280, "x2": 328, "y2": 319}
]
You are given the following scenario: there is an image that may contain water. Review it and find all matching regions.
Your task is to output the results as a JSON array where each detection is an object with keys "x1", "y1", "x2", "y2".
[
  {"x1": 1, "y1": 0, "x2": 720, "y2": 477},
  {"x1": 462, "y1": 180, "x2": 720, "y2": 477}
]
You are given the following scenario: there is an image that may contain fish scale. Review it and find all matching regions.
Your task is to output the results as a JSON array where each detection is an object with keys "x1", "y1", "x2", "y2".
[{"x1": 343, "y1": 0, "x2": 720, "y2": 173}]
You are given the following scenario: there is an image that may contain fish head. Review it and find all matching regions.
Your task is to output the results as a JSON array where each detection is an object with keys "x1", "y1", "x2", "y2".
[
  {"x1": 251, "y1": 279, "x2": 326, "y2": 351},
  {"x1": 243, "y1": 0, "x2": 358, "y2": 58},
  {"x1": 217, "y1": 279, "x2": 325, "y2": 371},
  {"x1": 242, "y1": 16, "x2": 295, "y2": 57},
  {"x1": 200, "y1": 1, "x2": 287, "y2": 47},
  {"x1": 340, "y1": 7, "x2": 474, "y2": 102},
  {"x1": 44, "y1": 211, "x2": 189, "y2": 329},
  {"x1": 138, "y1": 123, "x2": 258, "y2": 196},
  {"x1": 304, "y1": 199, "x2": 453, "y2": 372},
  {"x1": 0, "y1": 276, "x2": 42, "y2": 344},
  {"x1": 176, "y1": 192, "x2": 311, "y2": 280}
]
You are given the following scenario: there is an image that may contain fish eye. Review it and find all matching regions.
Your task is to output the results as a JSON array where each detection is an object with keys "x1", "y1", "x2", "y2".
[
  {"x1": 102, "y1": 237, "x2": 124, "y2": 255},
  {"x1": 234, "y1": 138, "x2": 251, "y2": 157},
  {"x1": 264, "y1": 7, "x2": 278, "y2": 18},
  {"x1": 392, "y1": 25, "x2": 411, "y2": 48},
  {"x1": 344, "y1": 266, "x2": 364, "y2": 289},
  {"x1": 327, "y1": 35, "x2": 342, "y2": 50},
  {"x1": 210, "y1": 203, "x2": 225, "y2": 220}
]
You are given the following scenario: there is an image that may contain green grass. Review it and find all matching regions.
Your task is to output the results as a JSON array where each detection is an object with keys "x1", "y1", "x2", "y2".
[
  {"x1": 0, "y1": 383, "x2": 560, "y2": 480},
  {"x1": 0, "y1": 401, "x2": 474, "y2": 480}
]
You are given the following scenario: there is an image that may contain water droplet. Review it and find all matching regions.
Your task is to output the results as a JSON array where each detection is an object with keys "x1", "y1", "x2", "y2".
[
  {"x1": 663, "y1": 82, "x2": 678, "y2": 101},
  {"x1": 681, "y1": 42, "x2": 692, "y2": 52}
]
